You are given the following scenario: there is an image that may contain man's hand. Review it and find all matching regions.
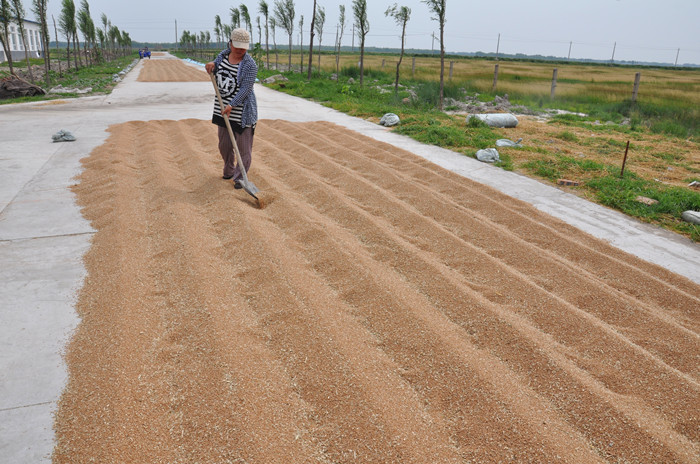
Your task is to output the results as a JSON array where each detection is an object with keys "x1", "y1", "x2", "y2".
[
  {"x1": 205, "y1": 62, "x2": 215, "y2": 74},
  {"x1": 222, "y1": 105, "x2": 233, "y2": 117}
]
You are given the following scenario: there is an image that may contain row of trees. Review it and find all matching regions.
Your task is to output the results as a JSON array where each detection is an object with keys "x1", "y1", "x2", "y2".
[
  {"x1": 0, "y1": 0, "x2": 132, "y2": 86},
  {"x1": 195, "y1": 0, "x2": 447, "y2": 108}
]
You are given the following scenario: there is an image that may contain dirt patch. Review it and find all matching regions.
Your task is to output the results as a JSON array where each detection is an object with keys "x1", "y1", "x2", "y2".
[
  {"x1": 137, "y1": 59, "x2": 209, "y2": 82},
  {"x1": 53, "y1": 116, "x2": 699, "y2": 463}
]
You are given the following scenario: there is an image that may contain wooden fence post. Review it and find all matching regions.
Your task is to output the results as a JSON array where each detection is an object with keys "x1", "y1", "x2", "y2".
[
  {"x1": 492, "y1": 63, "x2": 499, "y2": 91},
  {"x1": 382, "y1": 59, "x2": 385, "y2": 71},
  {"x1": 632, "y1": 72, "x2": 641, "y2": 103},
  {"x1": 620, "y1": 141, "x2": 630, "y2": 177},
  {"x1": 412, "y1": 56, "x2": 416, "y2": 78},
  {"x1": 551, "y1": 68, "x2": 558, "y2": 99},
  {"x1": 449, "y1": 61, "x2": 454, "y2": 81}
]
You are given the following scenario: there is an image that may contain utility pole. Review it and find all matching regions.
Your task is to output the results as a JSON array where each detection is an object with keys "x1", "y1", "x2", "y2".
[
  {"x1": 352, "y1": 23, "x2": 356, "y2": 52},
  {"x1": 611, "y1": 41, "x2": 616, "y2": 63},
  {"x1": 175, "y1": 20, "x2": 178, "y2": 49},
  {"x1": 568, "y1": 41, "x2": 572, "y2": 60},
  {"x1": 495, "y1": 33, "x2": 500, "y2": 60},
  {"x1": 675, "y1": 48, "x2": 680, "y2": 66}
]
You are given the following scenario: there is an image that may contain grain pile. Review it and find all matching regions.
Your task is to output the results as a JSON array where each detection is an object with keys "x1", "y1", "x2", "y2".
[
  {"x1": 137, "y1": 59, "x2": 209, "y2": 82},
  {"x1": 54, "y1": 118, "x2": 699, "y2": 463},
  {"x1": 53, "y1": 58, "x2": 699, "y2": 463}
]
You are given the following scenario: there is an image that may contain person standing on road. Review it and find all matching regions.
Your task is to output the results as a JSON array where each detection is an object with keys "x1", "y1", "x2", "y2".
[{"x1": 205, "y1": 28, "x2": 258, "y2": 188}]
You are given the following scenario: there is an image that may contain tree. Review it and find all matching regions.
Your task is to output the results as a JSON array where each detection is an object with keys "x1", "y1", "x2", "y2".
[
  {"x1": 58, "y1": 0, "x2": 76, "y2": 70},
  {"x1": 352, "y1": 0, "x2": 369, "y2": 85},
  {"x1": 256, "y1": 16, "x2": 261, "y2": 45},
  {"x1": 230, "y1": 7, "x2": 240, "y2": 29},
  {"x1": 108, "y1": 24, "x2": 119, "y2": 57},
  {"x1": 422, "y1": 0, "x2": 446, "y2": 110},
  {"x1": 96, "y1": 27, "x2": 104, "y2": 53},
  {"x1": 298, "y1": 14, "x2": 303, "y2": 73},
  {"x1": 240, "y1": 4, "x2": 251, "y2": 35},
  {"x1": 314, "y1": 5, "x2": 324, "y2": 72},
  {"x1": 72, "y1": 6, "x2": 82, "y2": 68},
  {"x1": 180, "y1": 30, "x2": 191, "y2": 50},
  {"x1": 32, "y1": 0, "x2": 51, "y2": 84},
  {"x1": 258, "y1": 0, "x2": 269, "y2": 69},
  {"x1": 222, "y1": 24, "x2": 231, "y2": 47},
  {"x1": 121, "y1": 31, "x2": 131, "y2": 56},
  {"x1": 99, "y1": 13, "x2": 109, "y2": 57},
  {"x1": 51, "y1": 14, "x2": 62, "y2": 75},
  {"x1": 77, "y1": 0, "x2": 95, "y2": 66},
  {"x1": 270, "y1": 17, "x2": 278, "y2": 67},
  {"x1": 0, "y1": 0, "x2": 16, "y2": 76},
  {"x1": 273, "y1": 0, "x2": 294, "y2": 71},
  {"x1": 385, "y1": 4, "x2": 411, "y2": 92},
  {"x1": 335, "y1": 4, "x2": 345, "y2": 76},
  {"x1": 214, "y1": 15, "x2": 222, "y2": 47},
  {"x1": 11, "y1": 0, "x2": 35, "y2": 82}
]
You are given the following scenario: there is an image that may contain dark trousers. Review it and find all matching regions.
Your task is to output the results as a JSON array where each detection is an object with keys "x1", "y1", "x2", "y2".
[{"x1": 218, "y1": 125, "x2": 254, "y2": 180}]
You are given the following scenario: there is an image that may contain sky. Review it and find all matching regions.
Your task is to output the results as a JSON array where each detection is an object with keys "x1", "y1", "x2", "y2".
[{"x1": 43, "y1": 0, "x2": 700, "y2": 65}]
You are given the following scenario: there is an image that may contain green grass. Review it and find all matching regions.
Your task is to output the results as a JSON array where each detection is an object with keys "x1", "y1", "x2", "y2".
[
  {"x1": 587, "y1": 173, "x2": 700, "y2": 241},
  {"x1": 0, "y1": 54, "x2": 137, "y2": 104}
]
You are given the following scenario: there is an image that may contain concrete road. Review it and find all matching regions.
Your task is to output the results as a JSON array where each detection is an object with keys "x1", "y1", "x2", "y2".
[{"x1": 1, "y1": 53, "x2": 698, "y2": 463}]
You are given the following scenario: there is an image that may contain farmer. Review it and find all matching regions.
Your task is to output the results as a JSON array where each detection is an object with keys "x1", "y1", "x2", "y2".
[{"x1": 205, "y1": 28, "x2": 258, "y2": 188}]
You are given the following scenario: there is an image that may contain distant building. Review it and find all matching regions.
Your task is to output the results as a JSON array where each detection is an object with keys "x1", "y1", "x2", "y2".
[{"x1": 1, "y1": 18, "x2": 45, "y2": 63}]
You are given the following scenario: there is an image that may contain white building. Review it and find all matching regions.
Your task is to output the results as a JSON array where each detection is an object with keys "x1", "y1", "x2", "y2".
[{"x1": 1, "y1": 18, "x2": 45, "y2": 63}]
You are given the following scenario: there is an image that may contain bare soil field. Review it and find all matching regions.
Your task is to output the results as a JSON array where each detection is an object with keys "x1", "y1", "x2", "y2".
[{"x1": 53, "y1": 59, "x2": 700, "y2": 463}]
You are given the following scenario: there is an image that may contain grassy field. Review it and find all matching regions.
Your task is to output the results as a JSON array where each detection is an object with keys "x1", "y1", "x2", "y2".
[{"x1": 261, "y1": 50, "x2": 700, "y2": 138}]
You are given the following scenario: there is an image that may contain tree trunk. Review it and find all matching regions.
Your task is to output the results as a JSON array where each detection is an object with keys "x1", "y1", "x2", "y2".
[
  {"x1": 19, "y1": 28, "x2": 34, "y2": 82},
  {"x1": 359, "y1": 38, "x2": 365, "y2": 86},
  {"x1": 52, "y1": 15, "x2": 62, "y2": 77},
  {"x1": 0, "y1": 35, "x2": 14, "y2": 75},
  {"x1": 395, "y1": 22, "x2": 406, "y2": 92},
  {"x1": 72, "y1": 34, "x2": 78, "y2": 69},
  {"x1": 438, "y1": 25, "x2": 445, "y2": 110},
  {"x1": 265, "y1": 21, "x2": 269, "y2": 69},
  {"x1": 43, "y1": 29, "x2": 51, "y2": 86},
  {"x1": 66, "y1": 36, "x2": 71, "y2": 71},
  {"x1": 75, "y1": 32, "x2": 83, "y2": 67},
  {"x1": 334, "y1": 25, "x2": 339, "y2": 76},
  {"x1": 307, "y1": 0, "x2": 316, "y2": 80}
]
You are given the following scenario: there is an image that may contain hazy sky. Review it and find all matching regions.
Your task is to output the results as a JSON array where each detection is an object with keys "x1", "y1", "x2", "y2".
[{"x1": 44, "y1": 0, "x2": 700, "y2": 65}]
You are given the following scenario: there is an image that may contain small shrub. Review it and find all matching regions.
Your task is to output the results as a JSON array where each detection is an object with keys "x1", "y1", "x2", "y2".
[
  {"x1": 650, "y1": 120, "x2": 689, "y2": 138},
  {"x1": 557, "y1": 131, "x2": 579, "y2": 143},
  {"x1": 341, "y1": 65, "x2": 360, "y2": 79}
]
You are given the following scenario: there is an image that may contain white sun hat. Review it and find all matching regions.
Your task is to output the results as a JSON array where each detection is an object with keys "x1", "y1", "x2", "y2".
[{"x1": 230, "y1": 28, "x2": 250, "y2": 50}]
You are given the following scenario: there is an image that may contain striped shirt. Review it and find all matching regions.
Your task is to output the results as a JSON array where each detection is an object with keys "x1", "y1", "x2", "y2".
[
  {"x1": 211, "y1": 52, "x2": 258, "y2": 132},
  {"x1": 213, "y1": 57, "x2": 244, "y2": 126}
]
